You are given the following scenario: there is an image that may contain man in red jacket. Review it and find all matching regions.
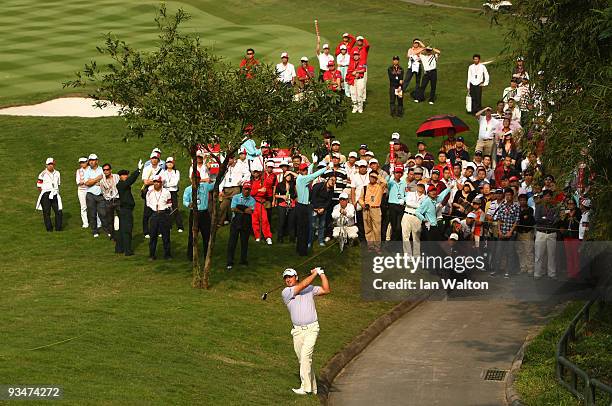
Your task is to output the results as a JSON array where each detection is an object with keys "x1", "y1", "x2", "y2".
[
  {"x1": 350, "y1": 35, "x2": 370, "y2": 100},
  {"x1": 322, "y1": 60, "x2": 342, "y2": 91},
  {"x1": 239, "y1": 48, "x2": 259, "y2": 79},
  {"x1": 297, "y1": 56, "x2": 315, "y2": 89},
  {"x1": 346, "y1": 50, "x2": 367, "y2": 113},
  {"x1": 250, "y1": 166, "x2": 274, "y2": 244},
  {"x1": 335, "y1": 32, "x2": 356, "y2": 56}
]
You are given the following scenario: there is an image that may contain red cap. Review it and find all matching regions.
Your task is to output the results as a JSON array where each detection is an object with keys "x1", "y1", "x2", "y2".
[
  {"x1": 242, "y1": 181, "x2": 252, "y2": 189},
  {"x1": 394, "y1": 166, "x2": 404, "y2": 173},
  {"x1": 327, "y1": 60, "x2": 335, "y2": 67},
  {"x1": 509, "y1": 176, "x2": 519, "y2": 182},
  {"x1": 353, "y1": 50, "x2": 360, "y2": 55},
  {"x1": 427, "y1": 185, "x2": 437, "y2": 193},
  {"x1": 299, "y1": 163, "x2": 309, "y2": 171}
]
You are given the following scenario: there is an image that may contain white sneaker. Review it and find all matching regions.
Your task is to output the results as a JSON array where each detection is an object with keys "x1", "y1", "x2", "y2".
[
  {"x1": 428, "y1": 101, "x2": 434, "y2": 105},
  {"x1": 82, "y1": 224, "x2": 89, "y2": 228},
  {"x1": 358, "y1": 109, "x2": 363, "y2": 113},
  {"x1": 292, "y1": 388, "x2": 310, "y2": 395},
  {"x1": 255, "y1": 238, "x2": 261, "y2": 242},
  {"x1": 266, "y1": 238, "x2": 272, "y2": 245},
  {"x1": 414, "y1": 99, "x2": 419, "y2": 103},
  {"x1": 178, "y1": 229, "x2": 183, "y2": 233},
  {"x1": 324, "y1": 237, "x2": 331, "y2": 242},
  {"x1": 319, "y1": 242, "x2": 325, "y2": 247},
  {"x1": 93, "y1": 234, "x2": 99, "y2": 238},
  {"x1": 352, "y1": 108, "x2": 358, "y2": 113},
  {"x1": 144, "y1": 234, "x2": 150, "y2": 239}
]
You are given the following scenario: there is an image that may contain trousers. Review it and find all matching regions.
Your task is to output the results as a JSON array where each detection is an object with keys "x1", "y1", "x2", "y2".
[
  {"x1": 350, "y1": 78, "x2": 366, "y2": 111},
  {"x1": 187, "y1": 209, "x2": 211, "y2": 261},
  {"x1": 116, "y1": 207, "x2": 134, "y2": 255},
  {"x1": 169, "y1": 190, "x2": 184, "y2": 230},
  {"x1": 227, "y1": 213, "x2": 251, "y2": 265},
  {"x1": 40, "y1": 192, "x2": 62, "y2": 231},
  {"x1": 78, "y1": 188, "x2": 88, "y2": 227},
  {"x1": 388, "y1": 203, "x2": 404, "y2": 241},
  {"x1": 104, "y1": 198, "x2": 120, "y2": 239},
  {"x1": 218, "y1": 186, "x2": 240, "y2": 226},
  {"x1": 469, "y1": 83, "x2": 483, "y2": 113},
  {"x1": 142, "y1": 206, "x2": 153, "y2": 236},
  {"x1": 252, "y1": 201, "x2": 272, "y2": 239},
  {"x1": 363, "y1": 208, "x2": 382, "y2": 248},
  {"x1": 418, "y1": 69, "x2": 437, "y2": 102},
  {"x1": 149, "y1": 211, "x2": 171, "y2": 258},
  {"x1": 402, "y1": 213, "x2": 422, "y2": 256},
  {"x1": 86, "y1": 192, "x2": 107, "y2": 235},
  {"x1": 403, "y1": 68, "x2": 421, "y2": 97},
  {"x1": 516, "y1": 231, "x2": 534, "y2": 273},
  {"x1": 291, "y1": 321, "x2": 320, "y2": 394},
  {"x1": 534, "y1": 231, "x2": 557, "y2": 278},
  {"x1": 310, "y1": 210, "x2": 326, "y2": 245},
  {"x1": 277, "y1": 206, "x2": 295, "y2": 241},
  {"x1": 295, "y1": 203, "x2": 311, "y2": 256}
]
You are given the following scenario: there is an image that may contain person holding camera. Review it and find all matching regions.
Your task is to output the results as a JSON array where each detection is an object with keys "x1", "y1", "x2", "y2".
[{"x1": 281, "y1": 266, "x2": 330, "y2": 395}]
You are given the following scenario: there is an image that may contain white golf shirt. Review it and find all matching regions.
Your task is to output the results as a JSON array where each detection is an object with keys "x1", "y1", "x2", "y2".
[
  {"x1": 478, "y1": 115, "x2": 499, "y2": 141},
  {"x1": 467, "y1": 63, "x2": 490, "y2": 87},
  {"x1": 317, "y1": 52, "x2": 334, "y2": 70},
  {"x1": 276, "y1": 62, "x2": 296, "y2": 83}
]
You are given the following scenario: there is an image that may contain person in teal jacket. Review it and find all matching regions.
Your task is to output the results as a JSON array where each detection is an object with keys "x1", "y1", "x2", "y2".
[{"x1": 183, "y1": 177, "x2": 215, "y2": 261}]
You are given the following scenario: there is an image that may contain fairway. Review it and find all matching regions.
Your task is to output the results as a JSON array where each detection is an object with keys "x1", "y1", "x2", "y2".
[{"x1": 1, "y1": 0, "x2": 509, "y2": 404}]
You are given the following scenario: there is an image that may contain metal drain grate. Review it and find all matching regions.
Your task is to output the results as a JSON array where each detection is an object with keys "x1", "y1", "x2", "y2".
[{"x1": 483, "y1": 369, "x2": 508, "y2": 381}]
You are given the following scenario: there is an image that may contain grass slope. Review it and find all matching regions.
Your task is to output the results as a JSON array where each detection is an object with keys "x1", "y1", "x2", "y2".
[{"x1": 1, "y1": 0, "x2": 508, "y2": 404}]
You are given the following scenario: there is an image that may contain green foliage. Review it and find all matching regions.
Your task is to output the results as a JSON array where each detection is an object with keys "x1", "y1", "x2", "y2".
[{"x1": 504, "y1": 0, "x2": 612, "y2": 239}]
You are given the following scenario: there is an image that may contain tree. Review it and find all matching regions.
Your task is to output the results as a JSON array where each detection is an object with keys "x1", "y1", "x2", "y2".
[
  {"x1": 504, "y1": 0, "x2": 612, "y2": 239},
  {"x1": 66, "y1": 5, "x2": 350, "y2": 288}
]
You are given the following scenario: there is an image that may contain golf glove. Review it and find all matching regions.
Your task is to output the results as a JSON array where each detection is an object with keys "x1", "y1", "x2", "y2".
[
  {"x1": 311, "y1": 153, "x2": 319, "y2": 164},
  {"x1": 316, "y1": 267, "x2": 325, "y2": 275},
  {"x1": 137, "y1": 159, "x2": 143, "y2": 170}
]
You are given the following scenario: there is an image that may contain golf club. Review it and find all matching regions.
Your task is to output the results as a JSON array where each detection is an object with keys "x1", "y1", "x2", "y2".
[{"x1": 260, "y1": 268, "x2": 324, "y2": 301}]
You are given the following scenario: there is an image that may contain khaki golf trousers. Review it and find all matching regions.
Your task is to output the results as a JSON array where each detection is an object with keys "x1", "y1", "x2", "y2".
[
  {"x1": 402, "y1": 213, "x2": 422, "y2": 256},
  {"x1": 291, "y1": 321, "x2": 319, "y2": 393}
]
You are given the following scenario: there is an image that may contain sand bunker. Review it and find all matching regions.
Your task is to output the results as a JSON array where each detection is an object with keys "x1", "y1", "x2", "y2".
[{"x1": 0, "y1": 97, "x2": 123, "y2": 118}]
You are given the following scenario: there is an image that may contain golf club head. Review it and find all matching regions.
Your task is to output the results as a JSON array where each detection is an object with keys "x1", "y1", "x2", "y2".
[{"x1": 261, "y1": 292, "x2": 268, "y2": 301}]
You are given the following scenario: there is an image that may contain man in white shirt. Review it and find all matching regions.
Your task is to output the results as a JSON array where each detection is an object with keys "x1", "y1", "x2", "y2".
[
  {"x1": 163, "y1": 156, "x2": 184, "y2": 232},
  {"x1": 188, "y1": 150, "x2": 209, "y2": 182},
  {"x1": 146, "y1": 175, "x2": 173, "y2": 260},
  {"x1": 315, "y1": 39, "x2": 334, "y2": 81},
  {"x1": 84, "y1": 153, "x2": 107, "y2": 238},
  {"x1": 276, "y1": 52, "x2": 296, "y2": 86},
  {"x1": 141, "y1": 153, "x2": 165, "y2": 238},
  {"x1": 350, "y1": 160, "x2": 369, "y2": 241},
  {"x1": 218, "y1": 156, "x2": 249, "y2": 226},
  {"x1": 402, "y1": 183, "x2": 426, "y2": 256},
  {"x1": 467, "y1": 53, "x2": 490, "y2": 113},
  {"x1": 474, "y1": 107, "x2": 499, "y2": 159},
  {"x1": 36, "y1": 157, "x2": 62, "y2": 231},
  {"x1": 100, "y1": 163, "x2": 120, "y2": 239},
  {"x1": 416, "y1": 47, "x2": 441, "y2": 105},
  {"x1": 75, "y1": 156, "x2": 89, "y2": 228},
  {"x1": 502, "y1": 78, "x2": 520, "y2": 104},
  {"x1": 332, "y1": 192, "x2": 358, "y2": 241}
]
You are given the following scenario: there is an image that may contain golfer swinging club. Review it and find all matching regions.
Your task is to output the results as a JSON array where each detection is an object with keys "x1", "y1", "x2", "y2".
[{"x1": 281, "y1": 266, "x2": 330, "y2": 395}]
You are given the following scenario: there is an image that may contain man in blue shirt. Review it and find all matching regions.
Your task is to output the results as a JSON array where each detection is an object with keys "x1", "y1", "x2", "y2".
[
  {"x1": 386, "y1": 166, "x2": 407, "y2": 241},
  {"x1": 227, "y1": 182, "x2": 256, "y2": 270},
  {"x1": 416, "y1": 184, "x2": 451, "y2": 241},
  {"x1": 84, "y1": 153, "x2": 108, "y2": 238},
  {"x1": 295, "y1": 159, "x2": 331, "y2": 256},
  {"x1": 183, "y1": 176, "x2": 215, "y2": 261}
]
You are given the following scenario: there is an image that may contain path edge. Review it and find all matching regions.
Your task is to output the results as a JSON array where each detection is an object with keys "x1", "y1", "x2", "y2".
[
  {"x1": 505, "y1": 330, "x2": 539, "y2": 406},
  {"x1": 317, "y1": 293, "x2": 430, "y2": 404}
]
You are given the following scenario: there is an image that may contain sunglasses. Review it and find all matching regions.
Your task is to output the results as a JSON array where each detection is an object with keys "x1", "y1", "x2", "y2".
[
  {"x1": 103, "y1": 168, "x2": 111, "y2": 171},
  {"x1": 247, "y1": 52, "x2": 254, "y2": 55}
]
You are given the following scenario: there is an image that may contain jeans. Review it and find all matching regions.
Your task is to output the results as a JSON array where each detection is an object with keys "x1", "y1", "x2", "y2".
[
  {"x1": 310, "y1": 210, "x2": 326, "y2": 245},
  {"x1": 86, "y1": 192, "x2": 107, "y2": 235}
]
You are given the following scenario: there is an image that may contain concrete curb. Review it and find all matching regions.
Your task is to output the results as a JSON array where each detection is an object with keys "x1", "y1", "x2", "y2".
[
  {"x1": 505, "y1": 331, "x2": 539, "y2": 406},
  {"x1": 317, "y1": 293, "x2": 429, "y2": 404}
]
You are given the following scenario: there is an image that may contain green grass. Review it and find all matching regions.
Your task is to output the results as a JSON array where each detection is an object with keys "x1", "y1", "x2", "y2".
[
  {"x1": 514, "y1": 302, "x2": 612, "y2": 406},
  {"x1": 0, "y1": 0, "x2": 510, "y2": 404}
]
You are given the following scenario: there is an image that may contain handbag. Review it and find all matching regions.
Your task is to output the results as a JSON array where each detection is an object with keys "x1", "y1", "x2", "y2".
[{"x1": 465, "y1": 91, "x2": 472, "y2": 113}]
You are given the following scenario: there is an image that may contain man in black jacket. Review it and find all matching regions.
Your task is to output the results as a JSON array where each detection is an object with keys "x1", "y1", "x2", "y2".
[
  {"x1": 388, "y1": 56, "x2": 404, "y2": 117},
  {"x1": 516, "y1": 193, "x2": 535, "y2": 274},
  {"x1": 310, "y1": 174, "x2": 335, "y2": 247},
  {"x1": 115, "y1": 160, "x2": 142, "y2": 256}
]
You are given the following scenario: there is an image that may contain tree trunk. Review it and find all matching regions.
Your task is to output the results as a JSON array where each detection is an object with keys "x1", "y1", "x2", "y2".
[{"x1": 190, "y1": 146, "x2": 204, "y2": 288}]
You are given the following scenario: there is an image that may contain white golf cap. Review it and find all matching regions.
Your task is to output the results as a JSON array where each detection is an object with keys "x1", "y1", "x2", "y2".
[
  {"x1": 339, "y1": 192, "x2": 349, "y2": 199},
  {"x1": 467, "y1": 212, "x2": 477, "y2": 219},
  {"x1": 332, "y1": 152, "x2": 341, "y2": 158},
  {"x1": 152, "y1": 175, "x2": 163, "y2": 182},
  {"x1": 78, "y1": 157, "x2": 87, "y2": 163},
  {"x1": 152, "y1": 147, "x2": 161, "y2": 153},
  {"x1": 266, "y1": 161, "x2": 274, "y2": 167},
  {"x1": 331, "y1": 140, "x2": 341, "y2": 145},
  {"x1": 582, "y1": 199, "x2": 592, "y2": 207},
  {"x1": 356, "y1": 160, "x2": 368, "y2": 167},
  {"x1": 45, "y1": 157, "x2": 54, "y2": 165},
  {"x1": 322, "y1": 43, "x2": 329, "y2": 49},
  {"x1": 196, "y1": 150, "x2": 204, "y2": 157},
  {"x1": 150, "y1": 152, "x2": 159, "y2": 158},
  {"x1": 340, "y1": 44, "x2": 347, "y2": 50},
  {"x1": 88, "y1": 153, "x2": 98, "y2": 160},
  {"x1": 342, "y1": 32, "x2": 350, "y2": 37},
  {"x1": 281, "y1": 52, "x2": 288, "y2": 58},
  {"x1": 415, "y1": 153, "x2": 424, "y2": 158},
  {"x1": 166, "y1": 156, "x2": 174, "y2": 162},
  {"x1": 391, "y1": 132, "x2": 400, "y2": 140},
  {"x1": 260, "y1": 140, "x2": 270, "y2": 147},
  {"x1": 465, "y1": 163, "x2": 476, "y2": 170},
  {"x1": 348, "y1": 151, "x2": 358, "y2": 158},
  {"x1": 300, "y1": 56, "x2": 308, "y2": 62},
  {"x1": 369, "y1": 158, "x2": 379, "y2": 164},
  {"x1": 282, "y1": 268, "x2": 298, "y2": 278},
  {"x1": 449, "y1": 233, "x2": 459, "y2": 241},
  {"x1": 365, "y1": 151, "x2": 375, "y2": 157},
  {"x1": 356, "y1": 35, "x2": 364, "y2": 40}
]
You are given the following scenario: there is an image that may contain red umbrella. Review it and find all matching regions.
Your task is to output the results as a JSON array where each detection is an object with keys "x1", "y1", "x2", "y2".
[{"x1": 416, "y1": 114, "x2": 469, "y2": 137}]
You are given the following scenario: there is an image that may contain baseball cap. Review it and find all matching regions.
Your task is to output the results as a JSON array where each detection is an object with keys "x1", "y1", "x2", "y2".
[
  {"x1": 299, "y1": 163, "x2": 309, "y2": 171},
  {"x1": 239, "y1": 148, "x2": 247, "y2": 155},
  {"x1": 281, "y1": 52, "x2": 288, "y2": 58},
  {"x1": 369, "y1": 170, "x2": 379, "y2": 177},
  {"x1": 322, "y1": 43, "x2": 329, "y2": 49},
  {"x1": 427, "y1": 185, "x2": 437, "y2": 193},
  {"x1": 431, "y1": 169, "x2": 440, "y2": 174},
  {"x1": 359, "y1": 144, "x2": 368, "y2": 150},
  {"x1": 413, "y1": 167, "x2": 424, "y2": 174},
  {"x1": 332, "y1": 152, "x2": 341, "y2": 159},
  {"x1": 152, "y1": 147, "x2": 161, "y2": 153},
  {"x1": 474, "y1": 150, "x2": 483, "y2": 156},
  {"x1": 150, "y1": 152, "x2": 159, "y2": 159},
  {"x1": 450, "y1": 218, "x2": 460, "y2": 225},
  {"x1": 242, "y1": 181, "x2": 252, "y2": 189},
  {"x1": 472, "y1": 197, "x2": 482, "y2": 204},
  {"x1": 465, "y1": 163, "x2": 476, "y2": 171},
  {"x1": 356, "y1": 160, "x2": 368, "y2": 167},
  {"x1": 353, "y1": 50, "x2": 360, "y2": 55},
  {"x1": 582, "y1": 199, "x2": 592, "y2": 208},
  {"x1": 342, "y1": 32, "x2": 350, "y2": 37},
  {"x1": 283, "y1": 268, "x2": 297, "y2": 278},
  {"x1": 348, "y1": 151, "x2": 358, "y2": 158},
  {"x1": 88, "y1": 153, "x2": 98, "y2": 160},
  {"x1": 394, "y1": 166, "x2": 404, "y2": 173},
  {"x1": 467, "y1": 212, "x2": 477, "y2": 219},
  {"x1": 509, "y1": 176, "x2": 519, "y2": 182},
  {"x1": 415, "y1": 153, "x2": 424, "y2": 159},
  {"x1": 340, "y1": 44, "x2": 347, "y2": 50},
  {"x1": 456, "y1": 136, "x2": 464, "y2": 142},
  {"x1": 356, "y1": 35, "x2": 364, "y2": 40},
  {"x1": 495, "y1": 188, "x2": 504, "y2": 194},
  {"x1": 196, "y1": 150, "x2": 204, "y2": 157},
  {"x1": 45, "y1": 157, "x2": 54, "y2": 165},
  {"x1": 78, "y1": 157, "x2": 87, "y2": 163},
  {"x1": 449, "y1": 233, "x2": 459, "y2": 241},
  {"x1": 391, "y1": 132, "x2": 400, "y2": 140},
  {"x1": 339, "y1": 192, "x2": 349, "y2": 200},
  {"x1": 300, "y1": 56, "x2": 308, "y2": 62},
  {"x1": 327, "y1": 60, "x2": 335, "y2": 67},
  {"x1": 544, "y1": 174, "x2": 555, "y2": 181},
  {"x1": 152, "y1": 175, "x2": 163, "y2": 182},
  {"x1": 260, "y1": 141, "x2": 270, "y2": 147},
  {"x1": 331, "y1": 140, "x2": 341, "y2": 145},
  {"x1": 266, "y1": 161, "x2": 275, "y2": 167},
  {"x1": 279, "y1": 160, "x2": 290, "y2": 167},
  {"x1": 365, "y1": 151, "x2": 375, "y2": 157},
  {"x1": 369, "y1": 158, "x2": 379, "y2": 164},
  {"x1": 392, "y1": 55, "x2": 400, "y2": 60},
  {"x1": 166, "y1": 156, "x2": 174, "y2": 162}
]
